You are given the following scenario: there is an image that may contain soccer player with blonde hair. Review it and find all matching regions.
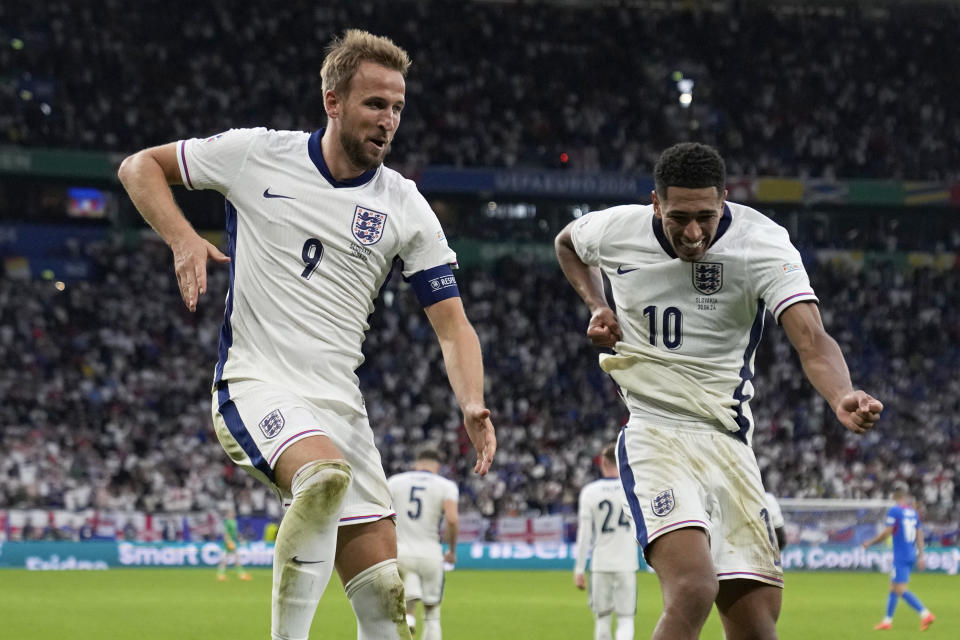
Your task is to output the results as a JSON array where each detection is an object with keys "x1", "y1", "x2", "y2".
[{"x1": 118, "y1": 29, "x2": 495, "y2": 640}]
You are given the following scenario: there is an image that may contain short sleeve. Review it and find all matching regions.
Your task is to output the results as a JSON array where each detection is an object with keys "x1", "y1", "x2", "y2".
[
  {"x1": 569, "y1": 210, "x2": 609, "y2": 267},
  {"x1": 884, "y1": 506, "x2": 898, "y2": 527},
  {"x1": 398, "y1": 187, "x2": 457, "y2": 277},
  {"x1": 749, "y1": 222, "x2": 818, "y2": 323},
  {"x1": 177, "y1": 128, "x2": 265, "y2": 195},
  {"x1": 444, "y1": 479, "x2": 459, "y2": 503}
]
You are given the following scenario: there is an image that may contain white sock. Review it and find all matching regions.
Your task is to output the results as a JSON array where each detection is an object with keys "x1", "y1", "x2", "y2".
[
  {"x1": 594, "y1": 613, "x2": 613, "y2": 640},
  {"x1": 345, "y1": 558, "x2": 410, "y2": 640},
  {"x1": 615, "y1": 616, "x2": 634, "y2": 640},
  {"x1": 271, "y1": 460, "x2": 351, "y2": 640},
  {"x1": 422, "y1": 603, "x2": 441, "y2": 640}
]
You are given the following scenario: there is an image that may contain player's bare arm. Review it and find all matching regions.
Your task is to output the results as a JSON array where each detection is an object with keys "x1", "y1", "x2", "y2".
[
  {"x1": 118, "y1": 142, "x2": 230, "y2": 312},
  {"x1": 443, "y1": 498, "x2": 459, "y2": 564},
  {"x1": 555, "y1": 223, "x2": 622, "y2": 347},
  {"x1": 424, "y1": 297, "x2": 497, "y2": 475},
  {"x1": 781, "y1": 301, "x2": 883, "y2": 434}
]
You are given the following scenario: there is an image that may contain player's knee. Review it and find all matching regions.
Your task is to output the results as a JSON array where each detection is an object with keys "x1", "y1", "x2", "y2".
[
  {"x1": 290, "y1": 459, "x2": 352, "y2": 516},
  {"x1": 664, "y1": 575, "x2": 718, "y2": 617},
  {"x1": 423, "y1": 603, "x2": 440, "y2": 622},
  {"x1": 345, "y1": 558, "x2": 407, "y2": 631}
]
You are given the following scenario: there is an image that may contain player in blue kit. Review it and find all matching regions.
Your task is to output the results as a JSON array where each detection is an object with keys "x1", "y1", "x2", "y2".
[
  {"x1": 118, "y1": 30, "x2": 496, "y2": 640},
  {"x1": 862, "y1": 487, "x2": 935, "y2": 631},
  {"x1": 556, "y1": 142, "x2": 883, "y2": 640}
]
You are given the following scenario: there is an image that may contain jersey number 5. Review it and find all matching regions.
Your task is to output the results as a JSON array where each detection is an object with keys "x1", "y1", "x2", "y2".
[
  {"x1": 408, "y1": 486, "x2": 425, "y2": 520},
  {"x1": 301, "y1": 238, "x2": 324, "y2": 279}
]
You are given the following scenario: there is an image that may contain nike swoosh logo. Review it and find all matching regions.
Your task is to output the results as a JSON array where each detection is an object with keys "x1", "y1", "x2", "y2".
[
  {"x1": 617, "y1": 265, "x2": 638, "y2": 275},
  {"x1": 291, "y1": 556, "x2": 325, "y2": 565},
  {"x1": 263, "y1": 188, "x2": 295, "y2": 200}
]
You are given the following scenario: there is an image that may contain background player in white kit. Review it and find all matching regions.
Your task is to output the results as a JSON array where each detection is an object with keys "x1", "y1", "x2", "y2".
[
  {"x1": 388, "y1": 450, "x2": 459, "y2": 640},
  {"x1": 573, "y1": 443, "x2": 639, "y2": 640},
  {"x1": 556, "y1": 142, "x2": 882, "y2": 640},
  {"x1": 118, "y1": 30, "x2": 496, "y2": 640}
]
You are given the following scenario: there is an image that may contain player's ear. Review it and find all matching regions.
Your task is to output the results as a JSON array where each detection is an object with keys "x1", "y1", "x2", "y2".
[
  {"x1": 652, "y1": 190, "x2": 663, "y2": 218},
  {"x1": 324, "y1": 90, "x2": 340, "y2": 119}
]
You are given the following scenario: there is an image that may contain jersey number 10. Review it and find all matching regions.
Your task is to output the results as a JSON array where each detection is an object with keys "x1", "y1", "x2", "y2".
[{"x1": 643, "y1": 305, "x2": 683, "y2": 349}]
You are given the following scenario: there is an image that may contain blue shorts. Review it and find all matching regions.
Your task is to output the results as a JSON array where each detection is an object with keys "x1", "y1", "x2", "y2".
[{"x1": 891, "y1": 560, "x2": 914, "y2": 584}]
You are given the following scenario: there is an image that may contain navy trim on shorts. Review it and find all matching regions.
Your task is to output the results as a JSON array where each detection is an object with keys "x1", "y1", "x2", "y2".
[
  {"x1": 617, "y1": 428, "x2": 648, "y2": 549},
  {"x1": 217, "y1": 382, "x2": 274, "y2": 482}
]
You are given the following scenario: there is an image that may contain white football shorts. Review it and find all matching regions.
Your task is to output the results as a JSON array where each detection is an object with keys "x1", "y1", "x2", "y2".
[
  {"x1": 397, "y1": 554, "x2": 445, "y2": 605},
  {"x1": 211, "y1": 379, "x2": 394, "y2": 525},
  {"x1": 617, "y1": 421, "x2": 783, "y2": 587},
  {"x1": 589, "y1": 570, "x2": 636, "y2": 617}
]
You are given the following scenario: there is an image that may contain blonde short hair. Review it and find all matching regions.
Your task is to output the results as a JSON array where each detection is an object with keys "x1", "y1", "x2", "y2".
[{"x1": 321, "y1": 29, "x2": 411, "y2": 96}]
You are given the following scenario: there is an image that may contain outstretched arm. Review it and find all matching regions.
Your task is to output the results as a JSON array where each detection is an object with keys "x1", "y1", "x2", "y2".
[
  {"x1": 555, "y1": 223, "x2": 621, "y2": 348},
  {"x1": 118, "y1": 143, "x2": 229, "y2": 312},
  {"x1": 861, "y1": 525, "x2": 894, "y2": 549},
  {"x1": 780, "y1": 302, "x2": 882, "y2": 434},
  {"x1": 424, "y1": 297, "x2": 496, "y2": 475}
]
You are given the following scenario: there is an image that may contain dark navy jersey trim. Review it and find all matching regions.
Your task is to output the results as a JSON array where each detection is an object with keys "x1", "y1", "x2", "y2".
[
  {"x1": 214, "y1": 201, "x2": 238, "y2": 383},
  {"x1": 217, "y1": 382, "x2": 274, "y2": 482},
  {"x1": 712, "y1": 203, "x2": 733, "y2": 247},
  {"x1": 652, "y1": 203, "x2": 732, "y2": 259},
  {"x1": 731, "y1": 300, "x2": 766, "y2": 444},
  {"x1": 308, "y1": 129, "x2": 377, "y2": 188},
  {"x1": 652, "y1": 216, "x2": 677, "y2": 258},
  {"x1": 617, "y1": 428, "x2": 648, "y2": 549},
  {"x1": 407, "y1": 264, "x2": 461, "y2": 307}
]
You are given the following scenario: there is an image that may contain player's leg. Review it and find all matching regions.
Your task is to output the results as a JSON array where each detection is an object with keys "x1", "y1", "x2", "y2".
[
  {"x1": 398, "y1": 557, "x2": 423, "y2": 637},
  {"x1": 612, "y1": 571, "x2": 636, "y2": 640},
  {"x1": 895, "y1": 570, "x2": 934, "y2": 630},
  {"x1": 715, "y1": 579, "x2": 781, "y2": 640},
  {"x1": 337, "y1": 518, "x2": 410, "y2": 640},
  {"x1": 646, "y1": 528, "x2": 719, "y2": 640},
  {"x1": 271, "y1": 436, "x2": 353, "y2": 640},
  {"x1": 589, "y1": 571, "x2": 613, "y2": 640},
  {"x1": 420, "y1": 555, "x2": 446, "y2": 640},
  {"x1": 217, "y1": 548, "x2": 229, "y2": 581}
]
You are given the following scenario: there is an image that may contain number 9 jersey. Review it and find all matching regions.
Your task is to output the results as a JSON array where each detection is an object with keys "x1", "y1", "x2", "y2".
[{"x1": 176, "y1": 127, "x2": 458, "y2": 409}]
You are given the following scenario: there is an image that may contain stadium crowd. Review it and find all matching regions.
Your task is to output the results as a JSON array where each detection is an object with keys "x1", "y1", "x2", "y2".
[
  {"x1": 2, "y1": 234, "x2": 958, "y2": 531},
  {"x1": 4, "y1": 0, "x2": 960, "y2": 180}
]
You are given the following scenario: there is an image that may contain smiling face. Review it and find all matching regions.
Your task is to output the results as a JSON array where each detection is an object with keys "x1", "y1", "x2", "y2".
[
  {"x1": 328, "y1": 61, "x2": 406, "y2": 172},
  {"x1": 653, "y1": 186, "x2": 726, "y2": 262}
]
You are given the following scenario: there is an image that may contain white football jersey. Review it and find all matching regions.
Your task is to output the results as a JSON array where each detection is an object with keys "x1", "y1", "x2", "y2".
[
  {"x1": 574, "y1": 478, "x2": 639, "y2": 573},
  {"x1": 177, "y1": 128, "x2": 457, "y2": 409},
  {"x1": 571, "y1": 202, "x2": 817, "y2": 444},
  {"x1": 388, "y1": 470, "x2": 459, "y2": 558},
  {"x1": 764, "y1": 492, "x2": 785, "y2": 529}
]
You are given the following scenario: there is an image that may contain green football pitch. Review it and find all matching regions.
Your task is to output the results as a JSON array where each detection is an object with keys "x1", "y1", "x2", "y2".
[{"x1": 1, "y1": 569, "x2": 954, "y2": 639}]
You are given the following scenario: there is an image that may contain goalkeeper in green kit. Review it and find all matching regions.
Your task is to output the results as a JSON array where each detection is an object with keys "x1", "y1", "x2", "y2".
[{"x1": 217, "y1": 505, "x2": 252, "y2": 582}]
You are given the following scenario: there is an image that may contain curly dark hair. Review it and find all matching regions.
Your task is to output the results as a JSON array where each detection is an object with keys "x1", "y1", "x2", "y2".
[{"x1": 654, "y1": 142, "x2": 726, "y2": 198}]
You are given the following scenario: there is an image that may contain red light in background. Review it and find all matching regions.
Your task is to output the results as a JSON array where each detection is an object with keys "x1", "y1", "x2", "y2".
[{"x1": 560, "y1": 152, "x2": 569, "y2": 164}]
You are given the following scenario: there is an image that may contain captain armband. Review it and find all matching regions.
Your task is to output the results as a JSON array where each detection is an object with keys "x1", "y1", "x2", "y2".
[{"x1": 407, "y1": 264, "x2": 461, "y2": 307}]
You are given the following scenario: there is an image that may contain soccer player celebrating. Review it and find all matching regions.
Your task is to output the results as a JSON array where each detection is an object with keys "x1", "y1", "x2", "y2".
[
  {"x1": 862, "y1": 487, "x2": 935, "y2": 631},
  {"x1": 573, "y1": 443, "x2": 639, "y2": 640},
  {"x1": 387, "y1": 450, "x2": 460, "y2": 640},
  {"x1": 118, "y1": 30, "x2": 496, "y2": 640},
  {"x1": 555, "y1": 142, "x2": 882, "y2": 639}
]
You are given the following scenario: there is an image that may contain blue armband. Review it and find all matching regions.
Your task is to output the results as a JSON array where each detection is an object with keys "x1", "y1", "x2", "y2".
[{"x1": 407, "y1": 264, "x2": 461, "y2": 307}]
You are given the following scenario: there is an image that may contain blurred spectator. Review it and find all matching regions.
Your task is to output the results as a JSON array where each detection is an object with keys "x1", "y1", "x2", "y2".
[{"x1": 2, "y1": 1, "x2": 959, "y2": 179}]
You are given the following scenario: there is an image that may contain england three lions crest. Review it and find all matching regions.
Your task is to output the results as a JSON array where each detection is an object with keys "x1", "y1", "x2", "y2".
[
  {"x1": 259, "y1": 409, "x2": 285, "y2": 439},
  {"x1": 652, "y1": 488, "x2": 676, "y2": 517},
  {"x1": 352, "y1": 205, "x2": 388, "y2": 246},
  {"x1": 692, "y1": 262, "x2": 723, "y2": 295}
]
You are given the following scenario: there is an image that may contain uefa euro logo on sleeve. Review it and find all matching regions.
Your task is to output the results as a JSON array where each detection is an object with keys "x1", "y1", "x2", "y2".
[
  {"x1": 351, "y1": 205, "x2": 388, "y2": 246},
  {"x1": 259, "y1": 409, "x2": 285, "y2": 439},
  {"x1": 652, "y1": 488, "x2": 676, "y2": 517},
  {"x1": 692, "y1": 262, "x2": 723, "y2": 295}
]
